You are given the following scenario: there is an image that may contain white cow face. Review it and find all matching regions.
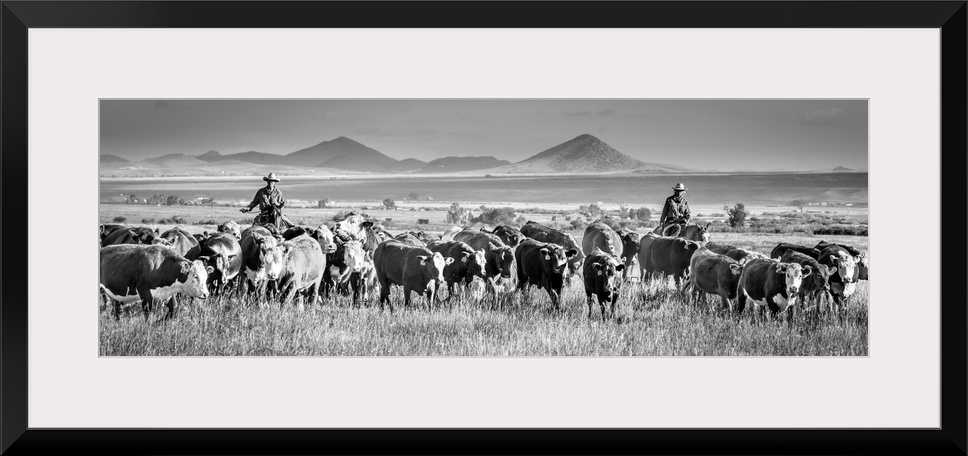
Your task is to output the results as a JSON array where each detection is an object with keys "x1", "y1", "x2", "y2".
[
  {"x1": 776, "y1": 262, "x2": 811, "y2": 296},
  {"x1": 829, "y1": 252, "x2": 857, "y2": 283},
  {"x1": 182, "y1": 260, "x2": 211, "y2": 299},
  {"x1": 315, "y1": 225, "x2": 338, "y2": 253},
  {"x1": 259, "y1": 239, "x2": 287, "y2": 280},
  {"x1": 343, "y1": 240, "x2": 365, "y2": 272},
  {"x1": 334, "y1": 214, "x2": 373, "y2": 240}
]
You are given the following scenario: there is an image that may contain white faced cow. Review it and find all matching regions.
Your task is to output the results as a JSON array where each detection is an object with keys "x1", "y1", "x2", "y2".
[
  {"x1": 737, "y1": 258, "x2": 812, "y2": 320},
  {"x1": 100, "y1": 244, "x2": 211, "y2": 321}
]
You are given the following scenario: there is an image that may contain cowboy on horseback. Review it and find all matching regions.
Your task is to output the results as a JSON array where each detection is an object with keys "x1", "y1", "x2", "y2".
[
  {"x1": 240, "y1": 172, "x2": 292, "y2": 234},
  {"x1": 658, "y1": 182, "x2": 692, "y2": 237}
]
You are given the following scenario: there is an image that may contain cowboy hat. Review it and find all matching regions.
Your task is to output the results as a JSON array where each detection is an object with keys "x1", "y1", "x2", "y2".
[
  {"x1": 262, "y1": 172, "x2": 280, "y2": 182},
  {"x1": 671, "y1": 182, "x2": 688, "y2": 191}
]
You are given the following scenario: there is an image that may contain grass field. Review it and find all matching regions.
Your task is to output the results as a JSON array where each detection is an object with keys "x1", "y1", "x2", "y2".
[{"x1": 99, "y1": 224, "x2": 869, "y2": 356}]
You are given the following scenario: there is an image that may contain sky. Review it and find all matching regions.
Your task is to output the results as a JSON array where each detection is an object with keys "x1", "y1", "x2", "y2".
[{"x1": 100, "y1": 99, "x2": 868, "y2": 172}]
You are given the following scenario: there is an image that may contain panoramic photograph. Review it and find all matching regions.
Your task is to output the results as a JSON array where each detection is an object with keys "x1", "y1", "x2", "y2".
[{"x1": 99, "y1": 99, "x2": 869, "y2": 356}]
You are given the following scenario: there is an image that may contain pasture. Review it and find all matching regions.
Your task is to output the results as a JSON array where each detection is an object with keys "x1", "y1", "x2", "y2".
[{"x1": 98, "y1": 219, "x2": 869, "y2": 356}]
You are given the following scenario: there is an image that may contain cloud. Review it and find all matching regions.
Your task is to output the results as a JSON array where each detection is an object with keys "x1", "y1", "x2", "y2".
[{"x1": 153, "y1": 100, "x2": 171, "y2": 111}]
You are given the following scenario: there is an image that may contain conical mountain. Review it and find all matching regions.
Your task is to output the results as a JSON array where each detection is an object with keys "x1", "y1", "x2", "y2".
[
  {"x1": 507, "y1": 134, "x2": 644, "y2": 172},
  {"x1": 287, "y1": 136, "x2": 398, "y2": 171}
]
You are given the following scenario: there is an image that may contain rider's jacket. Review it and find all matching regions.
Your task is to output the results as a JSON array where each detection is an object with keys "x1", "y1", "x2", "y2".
[
  {"x1": 660, "y1": 194, "x2": 690, "y2": 226},
  {"x1": 247, "y1": 186, "x2": 285, "y2": 214}
]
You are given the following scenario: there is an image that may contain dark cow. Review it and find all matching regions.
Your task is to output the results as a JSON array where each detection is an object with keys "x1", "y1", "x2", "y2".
[
  {"x1": 652, "y1": 222, "x2": 710, "y2": 243},
  {"x1": 614, "y1": 228, "x2": 640, "y2": 281},
  {"x1": 582, "y1": 249, "x2": 626, "y2": 320},
  {"x1": 373, "y1": 240, "x2": 453, "y2": 312},
  {"x1": 482, "y1": 225, "x2": 525, "y2": 248},
  {"x1": 193, "y1": 231, "x2": 211, "y2": 243},
  {"x1": 393, "y1": 232, "x2": 425, "y2": 247},
  {"x1": 102, "y1": 226, "x2": 163, "y2": 246},
  {"x1": 323, "y1": 236, "x2": 367, "y2": 302},
  {"x1": 770, "y1": 242, "x2": 822, "y2": 261},
  {"x1": 637, "y1": 232, "x2": 659, "y2": 280},
  {"x1": 515, "y1": 239, "x2": 578, "y2": 310},
  {"x1": 217, "y1": 220, "x2": 242, "y2": 240},
  {"x1": 427, "y1": 240, "x2": 487, "y2": 300},
  {"x1": 198, "y1": 233, "x2": 242, "y2": 296},
  {"x1": 815, "y1": 241, "x2": 868, "y2": 280},
  {"x1": 641, "y1": 237, "x2": 702, "y2": 289},
  {"x1": 100, "y1": 224, "x2": 128, "y2": 245},
  {"x1": 706, "y1": 242, "x2": 768, "y2": 265},
  {"x1": 276, "y1": 235, "x2": 326, "y2": 311},
  {"x1": 406, "y1": 230, "x2": 436, "y2": 245},
  {"x1": 453, "y1": 230, "x2": 515, "y2": 286},
  {"x1": 520, "y1": 221, "x2": 585, "y2": 282},
  {"x1": 818, "y1": 246, "x2": 858, "y2": 309},
  {"x1": 100, "y1": 244, "x2": 210, "y2": 320},
  {"x1": 779, "y1": 250, "x2": 831, "y2": 308},
  {"x1": 240, "y1": 226, "x2": 287, "y2": 298},
  {"x1": 688, "y1": 247, "x2": 744, "y2": 309},
  {"x1": 736, "y1": 258, "x2": 811, "y2": 316},
  {"x1": 160, "y1": 227, "x2": 201, "y2": 261}
]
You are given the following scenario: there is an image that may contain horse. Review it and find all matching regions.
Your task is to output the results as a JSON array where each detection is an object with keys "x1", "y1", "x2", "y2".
[{"x1": 652, "y1": 222, "x2": 710, "y2": 243}]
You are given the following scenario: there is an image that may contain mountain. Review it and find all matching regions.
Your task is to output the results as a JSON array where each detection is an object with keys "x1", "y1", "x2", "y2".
[
  {"x1": 288, "y1": 136, "x2": 398, "y2": 171},
  {"x1": 419, "y1": 156, "x2": 511, "y2": 173},
  {"x1": 831, "y1": 166, "x2": 854, "y2": 172},
  {"x1": 196, "y1": 150, "x2": 222, "y2": 161},
  {"x1": 200, "y1": 150, "x2": 290, "y2": 166},
  {"x1": 387, "y1": 158, "x2": 427, "y2": 172},
  {"x1": 100, "y1": 154, "x2": 128, "y2": 163},
  {"x1": 491, "y1": 134, "x2": 646, "y2": 173},
  {"x1": 144, "y1": 153, "x2": 208, "y2": 168}
]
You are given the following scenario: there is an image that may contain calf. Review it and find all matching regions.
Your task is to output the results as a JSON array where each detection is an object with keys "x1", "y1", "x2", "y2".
[
  {"x1": 515, "y1": 239, "x2": 578, "y2": 310},
  {"x1": 160, "y1": 227, "x2": 201, "y2": 260},
  {"x1": 641, "y1": 237, "x2": 701, "y2": 289},
  {"x1": 373, "y1": 240, "x2": 453, "y2": 312},
  {"x1": 100, "y1": 244, "x2": 210, "y2": 320},
  {"x1": 615, "y1": 228, "x2": 640, "y2": 281},
  {"x1": 815, "y1": 241, "x2": 868, "y2": 280},
  {"x1": 198, "y1": 233, "x2": 243, "y2": 296},
  {"x1": 737, "y1": 258, "x2": 812, "y2": 316},
  {"x1": 688, "y1": 247, "x2": 744, "y2": 309},
  {"x1": 276, "y1": 235, "x2": 326, "y2": 311},
  {"x1": 454, "y1": 230, "x2": 515, "y2": 287},
  {"x1": 240, "y1": 226, "x2": 287, "y2": 299},
  {"x1": 323, "y1": 236, "x2": 366, "y2": 300},
  {"x1": 483, "y1": 225, "x2": 525, "y2": 248},
  {"x1": 582, "y1": 222, "x2": 623, "y2": 257},
  {"x1": 770, "y1": 242, "x2": 821, "y2": 261},
  {"x1": 818, "y1": 246, "x2": 858, "y2": 309},
  {"x1": 218, "y1": 220, "x2": 242, "y2": 240},
  {"x1": 779, "y1": 250, "x2": 831, "y2": 309},
  {"x1": 427, "y1": 240, "x2": 487, "y2": 300},
  {"x1": 582, "y1": 249, "x2": 626, "y2": 320}
]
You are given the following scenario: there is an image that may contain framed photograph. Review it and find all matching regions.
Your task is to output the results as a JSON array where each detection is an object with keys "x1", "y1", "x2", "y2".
[{"x1": 3, "y1": 1, "x2": 965, "y2": 454}]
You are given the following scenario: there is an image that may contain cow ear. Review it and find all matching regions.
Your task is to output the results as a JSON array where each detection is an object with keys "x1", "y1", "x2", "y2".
[
  {"x1": 802, "y1": 265, "x2": 813, "y2": 278},
  {"x1": 566, "y1": 249, "x2": 578, "y2": 258},
  {"x1": 829, "y1": 255, "x2": 839, "y2": 264},
  {"x1": 416, "y1": 255, "x2": 428, "y2": 265},
  {"x1": 775, "y1": 263, "x2": 788, "y2": 274},
  {"x1": 488, "y1": 242, "x2": 499, "y2": 250},
  {"x1": 445, "y1": 257, "x2": 455, "y2": 265},
  {"x1": 729, "y1": 263, "x2": 742, "y2": 274},
  {"x1": 460, "y1": 251, "x2": 470, "y2": 263},
  {"x1": 205, "y1": 266, "x2": 215, "y2": 274},
  {"x1": 705, "y1": 223, "x2": 711, "y2": 229},
  {"x1": 616, "y1": 264, "x2": 625, "y2": 272},
  {"x1": 362, "y1": 221, "x2": 374, "y2": 228},
  {"x1": 540, "y1": 248, "x2": 549, "y2": 256},
  {"x1": 180, "y1": 261, "x2": 191, "y2": 274},
  {"x1": 154, "y1": 228, "x2": 160, "y2": 234}
]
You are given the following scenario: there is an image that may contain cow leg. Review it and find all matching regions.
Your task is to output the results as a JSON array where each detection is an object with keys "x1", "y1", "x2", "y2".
[
  {"x1": 736, "y1": 291, "x2": 747, "y2": 314},
  {"x1": 164, "y1": 297, "x2": 176, "y2": 320},
  {"x1": 138, "y1": 286, "x2": 154, "y2": 322},
  {"x1": 719, "y1": 294, "x2": 731, "y2": 311},
  {"x1": 608, "y1": 296, "x2": 616, "y2": 321},
  {"x1": 586, "y1": 293, "x2": 594, "y2": 320}
]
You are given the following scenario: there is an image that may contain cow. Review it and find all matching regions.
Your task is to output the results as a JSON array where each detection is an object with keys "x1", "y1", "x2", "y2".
[
  {"x1": 427, "y1": 240, "x2": 487, "y2": 300},
  {"x1": 514, "y1": 238, "x2": 578, "y2": 310},
  {"x1": 482, "y1": 225, "x2": 525, "y2": 248},
  {"x1": 453, "y1": 230, "x2": 516, "y2": 288},
  {"x1": 198, "y1": 233, "x2": 242, "y2": 296},
  {"x1": 323, "y1": 236, "x2": 367, "y2": 302},
  {"x1": 100, "y1": 244, "x2": 210, "y2": 320},
  {"x1": 779, "y1": 250, "x2": 832, "y2": 310},
  {"x1": 193, "y1": 231, "x2": 211, "y2": 243},
  {"x1": 688, "y1": 247, "x2": 744, "y2": 310},
  {"x1": 393, "y1": 232, "x2": 425, "y2": 247},
  {"x1": 582, "y1": 222, "x2": 623, "y2": 257},
  {"x1": 640, "y1": 237, "x2": 701, "y2": 289},
  {"x1": 520, "y1": 221, "x2": 585, "y2": 283},
  {"x1": 102, "y1": 226, "x2": 163, "y2": 246},
  {"x1": 770, "y1": 242, "x2": 822, "y2": 261},
  {"x1": 582, "y1": 249, "x2": 626, "y2": 320},
  {"x1": 283, "y1": 225, "x2": 338, "y2": 255},
  {"x1": 333, "y1": 212, "x2": 373, "y2": 240},
  {"x1": 440, "y1": 226, "x2": 463, "y2": 242},
  {"x1": 373, "y1": 240, "x2": 454, "y2": 312},
  {"x1": 815, "y1": 241, "x2": 868, "y2": 280},
  {"x1": 736, "y1": 258, "x2": 811, "y2": 319},
  {"x1": 706, "y1": 242, "x2": 768, "y2": 265},
  {"x1": 100, "y1": 224, "x2": 128, "y2": 245},
  {"x1": 652, "y1": 222, "x2": 710, "y2": 243},
  {"x1": 637, "y1": 232, "x2": 659, "y2": 280},
  {"x1": 406, "y1": 230, "x2": 436, "y2": 245},
  {"x1": 160, "y1": 227, "x2": 201, "y2": 260},
  {"x1": 240, "y1": 226, "x2": 287, "y2": 299},
  {"x1": 614, "y1": 228, "x2": 640, "y2": 281},
  {"x1": 218, "y1": 220, "x2": 242, "y2": 240},
  {"x1": 349, "y1": 254, "x2": 379, "y2": 306},
  {"x1": 818, "y1": 246, "x2": 858, "y2": 309},
  {"x1": 275, "y1": 235, "x2": 326, "y2": 311}
]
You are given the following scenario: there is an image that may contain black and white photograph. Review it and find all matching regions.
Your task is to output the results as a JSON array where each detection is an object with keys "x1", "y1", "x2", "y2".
[{"x1": 98, "y1": 99, "x2": 869, "y2": 356}]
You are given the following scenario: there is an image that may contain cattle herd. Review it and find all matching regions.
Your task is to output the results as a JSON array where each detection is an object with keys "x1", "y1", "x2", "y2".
[{"x1": 98, "y1": 214, "x2": 869, "y2": 323}]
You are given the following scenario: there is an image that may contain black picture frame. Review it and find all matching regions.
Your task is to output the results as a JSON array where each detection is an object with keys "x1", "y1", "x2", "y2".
[{"x1": 2, "y1": 2, "x2": 965, "y2": 455}]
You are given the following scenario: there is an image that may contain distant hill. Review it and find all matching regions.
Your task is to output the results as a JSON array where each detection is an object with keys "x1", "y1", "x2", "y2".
[
  {"x1": 199, "y1": 150, "x2": 290, "y2": 166},
  {"x1": 491, "y1": 134, "x2": 693, "y2": 174},
  {"x1": 420, "y1": 156, "x2": 511, "y2": 173},
  {"x1": 144, "y1": 154, "x2": 208, "y2": 168},
  {"x1": 100, "y1": 154, "x2": 128, "y2": 163},
  {"x1": 831, "y1": 166, "x2": 854, "y2": 172},
  {"x1": 387, "y1": 158, "x2": 427, "y2": 172}
]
